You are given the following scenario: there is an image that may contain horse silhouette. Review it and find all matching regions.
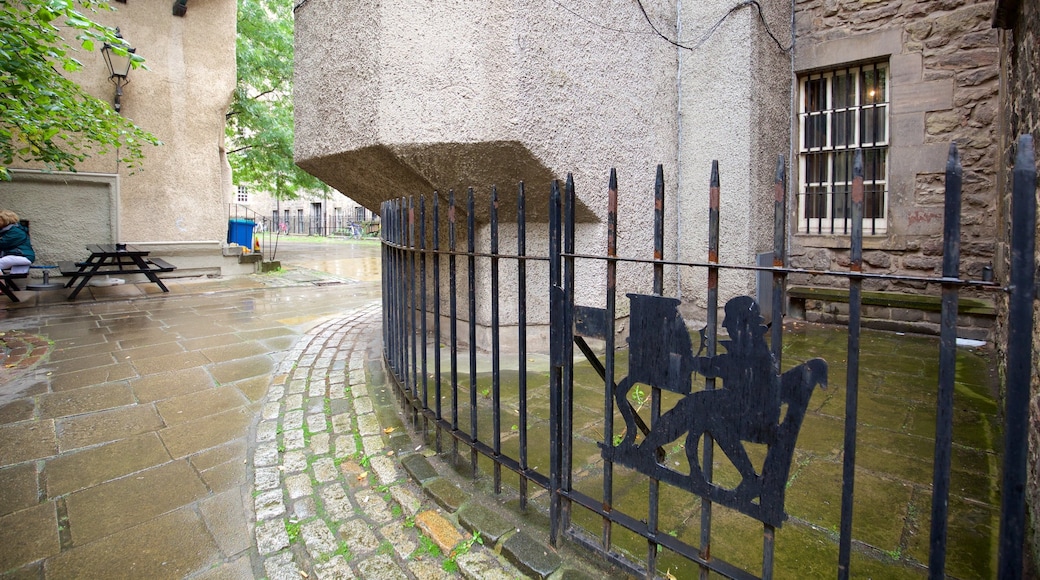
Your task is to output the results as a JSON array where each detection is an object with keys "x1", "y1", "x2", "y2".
[{"x1": 610, "y1": 294, "x2": 827, "y2": 526}]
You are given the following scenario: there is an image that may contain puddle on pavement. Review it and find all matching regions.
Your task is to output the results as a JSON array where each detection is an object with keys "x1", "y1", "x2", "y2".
[
  {"x1": 417, "y1": 322, "x2": 1000, "y2": 579},
  {"x1": 296, "y1": 257, "x2": 381, "y2": 282}
]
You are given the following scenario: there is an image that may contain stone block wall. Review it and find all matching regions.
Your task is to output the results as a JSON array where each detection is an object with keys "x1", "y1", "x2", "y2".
[
  {"x1": 994, "y1": 0, "x2": 1040, "y2": 572},
  {"x1": 789, "y1": 1, "x2": 999, "y2": 303}
]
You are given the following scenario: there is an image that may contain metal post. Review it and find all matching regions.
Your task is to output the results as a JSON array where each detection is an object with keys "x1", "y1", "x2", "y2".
[
  {"x1": 420, "y1": 195, "x2": 429, "y2": 437},
  {"x1": 433, "y1": 193, "x2": 443, "y2": 452},
  {"x1": 927, "y1": 144, "x2": 962, "y2": 578},
  {"x1": 838, "y1": 149, "x2": 867, "y2": 579},
  {"x1": 603, "y1": 169, "x2": 618, "y2": 551},
  {"x1": 518, "y1": 182, "x2": 529, "y2": 510},
  {"x1": 491, "y1": 186, "x2": 502, "y2": 494},
  {"x1": 700, "y1": 161, "x2": 720, "y2": 579},
  {"x1": 549, "y1": 180, "x2": 563, "y2": 547},
  {"x1": 998, "y1": 134, "x2": 1036, "y2": 580},
  {"x1": 449, "y1": 191, "x2": 459, "y2": 463},
  {"x1": 562, "y1": 175, "x2": 576, "y2": 532},
  {"x1": 647, "y1": 164, "x2": 665, "y2": 579},
  {"x1": 467, "y1": 188, "x2": 478, "y2": 478}
]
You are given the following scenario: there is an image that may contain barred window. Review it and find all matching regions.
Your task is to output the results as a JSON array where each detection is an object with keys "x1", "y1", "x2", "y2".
[
  {"x1": 236, "y1": 185, "x2": 249, "y2": 203},
  {"x1": 798, "y1": 62, "x2": 888, "y2": 235},
  {"x1": 355, "y1": 206, "x2": 366, "y2": 222}
]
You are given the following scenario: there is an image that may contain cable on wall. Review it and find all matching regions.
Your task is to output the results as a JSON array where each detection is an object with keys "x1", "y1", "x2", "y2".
[{"x1": 635, "y1": 0, "x2": 793, "y2": 53}]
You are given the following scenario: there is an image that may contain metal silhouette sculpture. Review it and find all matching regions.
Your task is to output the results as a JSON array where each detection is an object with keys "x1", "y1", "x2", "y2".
[{"x1": 605, "y1": 294, "x2": 827, "y2": 527}]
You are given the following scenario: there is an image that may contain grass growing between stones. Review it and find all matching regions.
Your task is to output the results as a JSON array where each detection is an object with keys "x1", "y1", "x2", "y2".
[{"x1": 286, "y1": 519, "x2": 302, "y2": 544}]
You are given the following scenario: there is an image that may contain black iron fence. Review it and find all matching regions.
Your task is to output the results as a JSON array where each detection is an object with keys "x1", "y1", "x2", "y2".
[
  {"x1": 258, "y1": 215, "x2": 380, "y2": 237},
  {"x1": 380, "y1": 137, "x2": 1036, "y2": 579}
]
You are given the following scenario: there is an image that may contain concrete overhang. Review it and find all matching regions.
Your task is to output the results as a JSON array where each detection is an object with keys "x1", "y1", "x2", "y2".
[{"x1": 296, "y1": 141, "x2": 598, "y2": 223}]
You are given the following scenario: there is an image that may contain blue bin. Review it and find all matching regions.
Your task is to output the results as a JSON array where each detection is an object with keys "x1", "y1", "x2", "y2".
[{"x1": 227, "y1": 218, "x2": 255, "y2": 249}]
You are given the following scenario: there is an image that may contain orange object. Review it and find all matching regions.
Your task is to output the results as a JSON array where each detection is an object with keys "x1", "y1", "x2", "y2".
[{"x1": 254, "y1": 237, "x2": 261, "y2": 252}]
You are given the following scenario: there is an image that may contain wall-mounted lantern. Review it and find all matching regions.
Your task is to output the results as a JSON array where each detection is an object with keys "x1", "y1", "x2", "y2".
[
  {"x1": 173, "y1": 0, "x2": 187, "y2": 16},
  {"x1": 100, "y1": 29, "x2": 135, "y2": 113}
]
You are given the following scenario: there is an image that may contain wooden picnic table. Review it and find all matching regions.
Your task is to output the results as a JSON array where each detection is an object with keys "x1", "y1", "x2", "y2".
[{"x1": 60, "y1": 244, "x2": 176, "y2": 300}]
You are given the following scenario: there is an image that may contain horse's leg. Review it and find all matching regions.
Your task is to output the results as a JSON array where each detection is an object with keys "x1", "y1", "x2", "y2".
[{"x1": 615, "y1": 376, "x2": 639, "y2": 447}]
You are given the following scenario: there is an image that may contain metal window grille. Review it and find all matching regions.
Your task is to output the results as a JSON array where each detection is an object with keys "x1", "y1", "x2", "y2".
[
  {"x1": 236, "y1": 185, "x2": 249, "y2": 203},
  {"x1": 798, "y1": 63, "x2": 888, "y2": 235}
]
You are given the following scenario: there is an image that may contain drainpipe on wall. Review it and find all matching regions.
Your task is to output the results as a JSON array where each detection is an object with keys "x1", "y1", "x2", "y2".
[{"x1": 787, "y1": 0, "x2": 797, "y2": 270}]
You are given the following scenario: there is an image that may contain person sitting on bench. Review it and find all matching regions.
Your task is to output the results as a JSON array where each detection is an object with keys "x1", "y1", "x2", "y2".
[{"x1": 0, "y1": 210, "x2": 34, "y2": 272}]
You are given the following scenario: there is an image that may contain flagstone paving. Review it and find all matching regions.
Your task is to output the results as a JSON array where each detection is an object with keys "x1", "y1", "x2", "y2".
[{"x1": 0, "y1": 244, "x2": 592, "y2": 579}]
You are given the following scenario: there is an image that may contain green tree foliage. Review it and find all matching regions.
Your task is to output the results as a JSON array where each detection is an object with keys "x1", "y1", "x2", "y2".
[
  {"x1": 0, "y1": 0, "x2": 160, "y2": 180},
  {"x1": 227, "y1": 0, "x2": 327, "y2": 200}
]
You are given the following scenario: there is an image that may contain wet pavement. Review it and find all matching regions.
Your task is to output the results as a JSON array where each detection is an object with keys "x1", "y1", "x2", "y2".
[{"x1": 0, "y1": 239, "x2": 549, "y2": 579}]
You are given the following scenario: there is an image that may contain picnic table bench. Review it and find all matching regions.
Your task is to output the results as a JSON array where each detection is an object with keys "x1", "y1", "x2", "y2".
[
  {"x1": 0, "y1": 264, "x2": 30, "y2": 302},
  {"x1": 59, "y1": 244, "x2": 176, "y2": 300}
]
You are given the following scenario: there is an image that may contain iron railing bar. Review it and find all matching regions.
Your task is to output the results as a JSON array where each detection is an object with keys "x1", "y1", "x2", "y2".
[
  {"x1": 564, "y1": 490, "x2": 761, "y2": 580},
  {"x1": 838, "y1": 149, "x2": 865, "y2": 579},
  {"x1": 549, "y1": 253, "x2": 1002, "y2": 287},
  {"x1": 420, "y1": 195, "x2": 429, "y2": 439},
  {"x1": 396, "y1": 199, "x2": 407, "y2": 392},
  {"x1": 998, "y1": 134, "x2": 1035, "y2": 579},
  {"x1": 602, "y1": 168, "x2": 618, "y2": 553},
  {"x1": 467, "y1": 187, "x2": 479, "y2": 479},
  {"x1": 763, "y1": 155, "x2": 788, "y2": 580},
  {"x1": 409, "y1": 197, "x2": 418, "y2": 418},
  {"x1": 449, "y1": 191, "x2": 460, "y2": 464},
  {"x1": 562, "y1": 174, "x2": 576, "y2": 533},
  {"x1": 927, "y1": 143, "x2": 961, "y2": 578},
  {"x1": 433, "y1": 193, "x2": 443, "y2": 452},
  {"x1": 380, "y1": 243, "x2": 551, "y2": 262},
  {"x1": 548, "y1": 179, "x2": 563, "y2": 547},
  {"x1": 491, "y1": 186, "x2": 502, "y2": 494},
  {"x1": 566, "y1": 528, "x2": 647, "y2": 578},
  {"x1": 646, "y1": 164, "x2": 665, "y2": 579},
  {"x1": 380, "y1": 200, "x2": 390, "y2": 369},
  {"x1": 573, "y1": 335, "x2": 653, "y2": 437},
  {"x1": 700, "y1": 160, "x2": 721, "y2": 579},
  {"x1": 518, "y1": 182, "x2": 530, "y2": 511}
]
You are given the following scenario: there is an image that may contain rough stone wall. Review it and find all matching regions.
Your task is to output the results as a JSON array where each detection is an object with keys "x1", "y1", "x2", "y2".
[
  {"x1": 995, "y1": 0, "x2": 1040, "y2": 571},
  {"x1": 789, "y1": 1, "x2": 999, "y2": 307}
]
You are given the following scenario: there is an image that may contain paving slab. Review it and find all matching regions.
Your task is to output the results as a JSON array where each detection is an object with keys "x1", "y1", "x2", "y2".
[
  {"x1": 44, "y1": 508, "x2": 219, "y2": 579},
  {"x1": 0, "y1": 420, "x2": 57, "y2": 465},
  {"x1": 0, "y1": 503, "x2": 60, "y2": 572},
  {"x1": 0, "y1": 463, "x2": 39, "y2": 517},
  {"x1": 129, "y1": 367, "x2": 216, "y2": 403},
  {"x1": 56, "y1": 404, "x2": 163, "y2": 451},
  {"x1": 44, "y1": 432, "x2": 171, "y2": 497},
  {"x1": 64, "y1": 460, "x2": 208, "y2": 545}
]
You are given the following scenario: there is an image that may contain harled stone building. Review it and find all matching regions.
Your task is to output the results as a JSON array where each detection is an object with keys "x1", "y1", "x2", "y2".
[
  {"x1": 0, "y1": 2, "x2": 252, "y2": 277},
  {"x1": 294, "y1": 0, "x2": 1003, "y2": 336}
]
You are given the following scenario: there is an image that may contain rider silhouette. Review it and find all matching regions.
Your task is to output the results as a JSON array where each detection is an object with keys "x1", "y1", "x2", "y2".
[{"x1": 638, "y1": 296, "x2": 779, "y2": 496}]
